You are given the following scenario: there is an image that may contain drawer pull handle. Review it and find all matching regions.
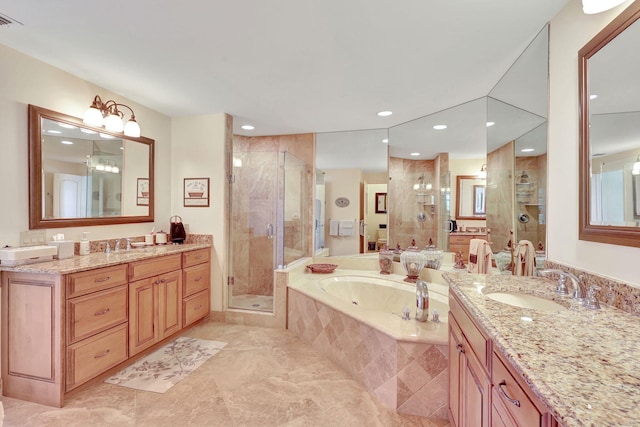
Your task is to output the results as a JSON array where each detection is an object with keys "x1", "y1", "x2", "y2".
[
  {"x1": 456, "y1": 344, "x2": 465, "y2": 354},
  {"x1": 194, "y1": 304, "x2": 202, "y2": 310},
  {"x1": 94, "y1": 276, "x2": 111, "y2": 283},
  {"x1": 195, "y1": 255, "x2": 203, "y2": 260},
  {"x1": 95, "y1": 349, "x2": 110, "y2": 359},
  {"x1": 498, "y1": 380, "x2": 521, "y2": 407},
  {"x1": 94, "y1": 308, "x2": 111, "y2": 316},
  {"x1": 194, "y1": 277, "x2": 203, "y2": 282}
]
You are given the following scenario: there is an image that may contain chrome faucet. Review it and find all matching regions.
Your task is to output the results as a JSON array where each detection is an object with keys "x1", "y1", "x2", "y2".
[
  {"x1": 538, "y1": 269, "x2": 586, "y2": 300},
  {"x1": 101, "y1": 241, "x2": 111, "y2": 254},
  {"x1": 415, "y1": 279, "x2": 429, "y2": 322},
  {"x1": 115, "y1": 238, "x2": 131, "y2": 252}
]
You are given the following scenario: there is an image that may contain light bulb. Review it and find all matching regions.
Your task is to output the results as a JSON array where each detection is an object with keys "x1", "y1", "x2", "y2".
[
  {"x1": 124, "y1": 119, "x2": 141, "y2": 137},
  {"x1": 112, "y1": 165, "x2": 120, "y2": 174},
  {"x1": 104, "y1": 113, "x2": 124, "y2": 132},
  {"x1": 96, "y1": 162, "x2": 105, "y2": 171},
  {"x1": 104, "y1": 163, "x2": 113, "y2": 172},
  {"x1": 83, "y1": 106, "x2": 104, "y2": 127}
]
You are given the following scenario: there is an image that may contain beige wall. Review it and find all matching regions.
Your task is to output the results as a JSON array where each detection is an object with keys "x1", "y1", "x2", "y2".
[
  {"x1": 0, "y1": 43, "x2": 173, "y2": 245},
  {"x1": 324, "y1": 169, "x2": 362, "y2": 255},
  {"x1": 486, "y1": 141, "x2": 515, "y2": 251},
  {"x1": 548, "y1": 0, "x2": 639, "y2": 286}
]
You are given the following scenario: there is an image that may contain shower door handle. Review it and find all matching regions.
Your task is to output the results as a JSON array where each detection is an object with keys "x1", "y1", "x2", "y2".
[{"x1": 266, "y1": 223, "x2": 274, "y2": 239}]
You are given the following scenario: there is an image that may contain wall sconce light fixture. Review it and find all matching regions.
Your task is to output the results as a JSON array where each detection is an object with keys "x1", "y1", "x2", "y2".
[
  {"x1": 83, "y1": 95, "x2": 141, "y2": 137},
  {"x1": 478, "y1": 164, "x2": 487, "y2": 179},
  {"x1": 632, "y1": 155, "x2": 640, "y2": 176}
]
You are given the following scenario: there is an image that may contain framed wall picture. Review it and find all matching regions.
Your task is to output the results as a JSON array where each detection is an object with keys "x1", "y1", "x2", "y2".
[
  {"x1": 137, "y1": 178, "x2": 149, "y2": 206},
  {"x1": 375, "y1": 192, "x2": 387, "y2": 214},
  {"x1": 184, "y1": 178, "x2": 210, "y2": 207}
]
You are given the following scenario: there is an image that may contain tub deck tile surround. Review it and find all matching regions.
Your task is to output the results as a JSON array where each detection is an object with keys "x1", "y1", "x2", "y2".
[
  {"x1": 287, "y1": 287, "x2": 449, "y2": 420},
  {"x1": 445, "y1": 271, "x2": 640, "y2": 426}
]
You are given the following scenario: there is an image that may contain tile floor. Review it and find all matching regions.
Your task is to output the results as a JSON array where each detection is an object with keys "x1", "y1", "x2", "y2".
[{"x1": 2, "y1": 321, "x2": 450, "y2": 427}]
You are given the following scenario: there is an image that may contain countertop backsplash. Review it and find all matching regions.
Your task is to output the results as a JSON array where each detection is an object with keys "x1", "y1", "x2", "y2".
[
  {"x1": 73, "y1": 233, "x2": 213, "y2": 255},
  {"x1": 545, "y1": 260, "x2": 640, "y2": 317}
]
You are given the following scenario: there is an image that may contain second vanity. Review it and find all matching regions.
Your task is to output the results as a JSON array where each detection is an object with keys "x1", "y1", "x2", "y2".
[
  {"x1": 1, "y1": 243, "x2": 211, "y2": 407},
  {"x1": 445, "y1": 272, "x2": 640, "y2": 426}
]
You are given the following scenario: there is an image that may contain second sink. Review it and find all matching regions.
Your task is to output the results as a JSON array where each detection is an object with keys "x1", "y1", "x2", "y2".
[{"x1": 485, "y1": 292, "x2": 567, "y2": 313}]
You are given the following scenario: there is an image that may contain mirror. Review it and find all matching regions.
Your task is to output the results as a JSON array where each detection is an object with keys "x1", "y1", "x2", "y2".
[
  {"x1": 579, "y1": 1, "x2": 640, "y2": 247},
  {"x1": 456, "y1": 175, "x2": 486, "y2": 219},
  {"x1": 486, "y1": 24, "x2": 548, "y2": 252},
  {"x1": 29, "y1": 104, "x2": 154, "y2": 229}
]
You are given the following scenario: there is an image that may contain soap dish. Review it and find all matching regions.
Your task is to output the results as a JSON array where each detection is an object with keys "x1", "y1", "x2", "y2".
[{"x1": 306, "y1": 263, "x2": 338, "y2": 274}]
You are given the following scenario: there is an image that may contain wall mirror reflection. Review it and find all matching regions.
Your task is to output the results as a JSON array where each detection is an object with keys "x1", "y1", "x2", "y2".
[
  {"x1": 29, "y1": 105, "x2": 155, "y2": 229},
  {"x1": 456, "y1": 175, "x2": 486, "y2": 219},
  {"x1": 579, "y1": 1, "x2": 640, "y2": 247}
]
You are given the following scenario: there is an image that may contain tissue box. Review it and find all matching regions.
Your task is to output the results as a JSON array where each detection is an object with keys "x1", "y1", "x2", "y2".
[{"x1": 48, "y1": 240, "x2": 75, "y2": 260}]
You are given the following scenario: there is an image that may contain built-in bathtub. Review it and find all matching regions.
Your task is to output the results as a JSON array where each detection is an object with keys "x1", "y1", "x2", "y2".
[{"x1": 287, "y1": 269, "x2": 449, "y2": 419}]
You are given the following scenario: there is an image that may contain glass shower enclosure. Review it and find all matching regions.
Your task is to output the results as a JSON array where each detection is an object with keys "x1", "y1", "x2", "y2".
[{"x1": 227, "y1": 149, "x2": 308, "y2": 312}]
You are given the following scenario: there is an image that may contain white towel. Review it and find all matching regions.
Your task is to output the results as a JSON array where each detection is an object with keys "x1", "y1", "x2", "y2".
[
  {"x1": 338, "y1": 220, "x2": 354, "y2": 236},
  {"x1": 514, "y1": 240, "x2": 535, "y2": 276},
  {"x1": 329, "y1": 219, "x2": 339, "y2": 236},
  {"x1": 468, "y1": 238, "x2": 493, "y2": 274}
]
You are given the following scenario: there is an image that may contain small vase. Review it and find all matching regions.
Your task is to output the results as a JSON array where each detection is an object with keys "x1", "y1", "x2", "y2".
[
  {"x1": 378, "y1": 245, "x2": 394, "y2": 275},
  {"x1": 400, "y1": 239, "x2": 425, "y2": 282}
]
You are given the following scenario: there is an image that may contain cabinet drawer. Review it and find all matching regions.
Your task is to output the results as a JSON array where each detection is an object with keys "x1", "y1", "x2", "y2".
[
  {"x1": 129, "y1": 254, "x2": 182, "y2": 281},
  {"x1": 67, "y1": 284, "x2": 128, "y2": 344},
  {"x1": 67, "y1": 265, "x2": 128, "y2": 298},
  {"x1": 492, "y1": 352, "x2": 541, "y2": 427},
  {"x1": 183, "y1": 290, "x2": 210, "y2": 327},
  {"x1": 449, "y1": 235, "x2": 471, "y2": 245},
  {"x1": 183, "y1": 263, "x2": 210, "y2": 297},
  {"x1": 66, "y1": 323, "x2": 128, "y2": 391},
  {"x1": 183, "y1": 248, "x2": 210, "y2": 268},
  {"x1": 449, "y1": 291, "x2": 489, "y2": 369}
]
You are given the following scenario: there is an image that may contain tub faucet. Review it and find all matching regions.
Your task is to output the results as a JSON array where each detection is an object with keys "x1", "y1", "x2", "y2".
[
  {"x1": 538, "y1": 269, "x2": 586, "y2": 300},
  {"x1": 415, "y1": 279, "x2": 429, "y2": 322}
]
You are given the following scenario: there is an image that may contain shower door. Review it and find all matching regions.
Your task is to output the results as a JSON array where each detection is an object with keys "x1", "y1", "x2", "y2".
[{"x1": 228, "y1": 150, "x2": 279, "y2": 312}]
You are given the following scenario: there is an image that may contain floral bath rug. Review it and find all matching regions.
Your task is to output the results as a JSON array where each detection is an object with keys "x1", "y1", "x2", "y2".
[{"x1": 105, "y1": 337, "x2": 227, "y2": 393}]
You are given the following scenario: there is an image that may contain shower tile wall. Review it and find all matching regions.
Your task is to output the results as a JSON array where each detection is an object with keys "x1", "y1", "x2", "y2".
[
  {"x1": 231, "y1": 134, "x2": 315, "y2": 298},
  {"x1": 388, "y1": 157, "x2": 439, "y2": 249},
  {"x1": 486, "y1": 141, "x2": 515, "y2": 251}
]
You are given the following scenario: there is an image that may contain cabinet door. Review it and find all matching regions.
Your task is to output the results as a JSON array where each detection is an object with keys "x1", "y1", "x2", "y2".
[
  {"x1": 158, "y1": 270, "x2": 182, "y2": 340},
  {"x1": 129, "y1": 277, "x2": 157, "y2": 356},
  {"x1": 461, "y1": 347, "x2": 490, "y2": 427},
  {"x1": 449, "y1": 320, "x2": 463, "y2": 427}
]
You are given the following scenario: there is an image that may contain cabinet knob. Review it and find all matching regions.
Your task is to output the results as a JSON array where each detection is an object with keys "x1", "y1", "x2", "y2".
[{"x1": 456, "y1": 344, "x2": 465, "y2": 354}]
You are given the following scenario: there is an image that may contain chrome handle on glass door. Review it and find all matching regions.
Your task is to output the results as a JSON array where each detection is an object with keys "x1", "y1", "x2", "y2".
[{"x1": 266, "y1": 223, "x2": 274, "y2": 239}]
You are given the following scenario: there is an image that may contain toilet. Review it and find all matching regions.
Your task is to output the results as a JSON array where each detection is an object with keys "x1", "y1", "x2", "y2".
[{"x1": 377, "y1": 228, "x2": 388, "y2": 250}]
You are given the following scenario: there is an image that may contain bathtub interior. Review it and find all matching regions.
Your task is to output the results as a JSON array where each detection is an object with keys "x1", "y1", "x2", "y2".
[{"x1": 318, "y1": 275, "x2": 449, "y2": 322}]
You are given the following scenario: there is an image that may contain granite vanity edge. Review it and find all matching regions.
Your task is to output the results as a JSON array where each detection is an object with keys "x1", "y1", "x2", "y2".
[{"x1": 0, "y1": 242, "x2": 212, "y2": 275}]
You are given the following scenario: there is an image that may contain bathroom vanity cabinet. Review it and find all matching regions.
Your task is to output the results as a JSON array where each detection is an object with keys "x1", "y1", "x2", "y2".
[
  {"x1": 448, "y1": 232, "x2": 487, "y2": 262},
  {"x1": 1, "y1": 245, "x2": 211, "y2": 407},
  {"x1": 448, "y1": 291, "x2": 557, "y2": 427}
]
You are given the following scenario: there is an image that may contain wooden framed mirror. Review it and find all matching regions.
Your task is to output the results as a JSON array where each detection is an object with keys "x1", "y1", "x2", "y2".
[
  {"x1": 29, "y1": 104, "x2": 155, "y2": 229},
  {"x1": 579, "y1": 1, "x2": 640, "y2": 247},
  {"x1": 456, "y1": 175, "x2": 486, "y2": 220}
]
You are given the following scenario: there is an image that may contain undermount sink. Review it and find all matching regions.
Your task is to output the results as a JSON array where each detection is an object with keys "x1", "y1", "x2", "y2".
[{"x1": 485, "y1": 292, "x2": 567, "y2": 313}]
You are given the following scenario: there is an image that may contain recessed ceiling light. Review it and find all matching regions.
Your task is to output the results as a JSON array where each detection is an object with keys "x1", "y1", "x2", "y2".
[
  {"x1": 99, "y1": 133, "x2": 114, "y2": 139},
  {"x1": 590, "y1": 94, "x2": 598, "y2": 100},
  {"x1": 377, "y1": 111, "x2": 393, "y2": 117},
  {"x1": 433, "y1": 124, "x2": 447, "y2": 130},
  {"x1": 58, "y1": 123, "x2": 76, "y2": 129},
  {"x1": 410, "y1": 152, "x2": 420, "y2": 156},
  {"x1": 382, "y1": 138, "x2": 388, "y2": 144},
  {"x1": 486, "y1": 121, "x2": 495, "y2": 127},
  {"x1": 81, "y1": 129, "x2": 97, "y2": 134},
  {"x1": 241, "y1": 125, "x2": 255, "y2": 130},
  {"x1": 521, "y1": 148, "x2": 535, "y2": 152},
  {"x1": 61, "y1": 140, "x2": 73, "y2": 145},
  {"x1": 48, "y1": 130, "x2": 62, "y2": 134}
]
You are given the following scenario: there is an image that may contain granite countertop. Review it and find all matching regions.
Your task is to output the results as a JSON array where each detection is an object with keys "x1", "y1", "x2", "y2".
[
  {"x1": 0, "y1": 243, "x2": 211, "y2": 275},
  {"x1": 444, "y1": 272, "x2": 640, "y2": 427}
]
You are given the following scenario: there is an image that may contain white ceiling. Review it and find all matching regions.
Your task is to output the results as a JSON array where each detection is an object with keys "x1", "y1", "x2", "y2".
[{"x1": 0, "y1": 0, "x2": 567, "y2": 139}]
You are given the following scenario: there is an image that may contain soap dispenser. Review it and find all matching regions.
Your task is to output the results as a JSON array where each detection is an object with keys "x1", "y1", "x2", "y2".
[{"x1": 79, "y1": 232, "x2": 90, "y2": 256}]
